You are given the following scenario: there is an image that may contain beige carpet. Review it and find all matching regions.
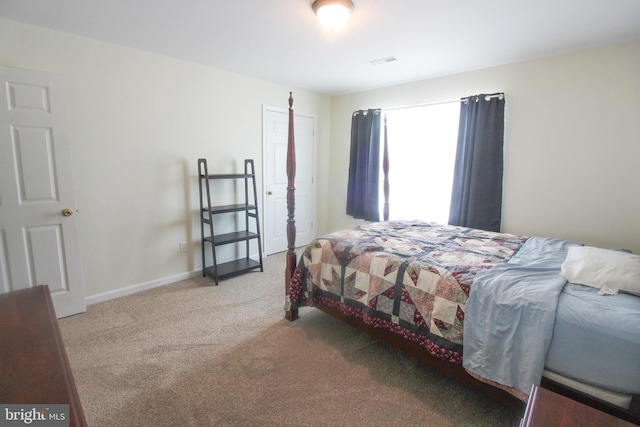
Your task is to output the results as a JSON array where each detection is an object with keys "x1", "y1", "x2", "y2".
[{"x1": 59, "y1": 251, "x2": 522, "y2": 426}]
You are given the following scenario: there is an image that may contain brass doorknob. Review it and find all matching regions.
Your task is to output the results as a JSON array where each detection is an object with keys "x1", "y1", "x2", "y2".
[
  {"x1": 62, "y1": 208, "x2": 74, "y2": 217},
  {"x1": 267, "y1": 191, "x2": 273, "y2": 195}
]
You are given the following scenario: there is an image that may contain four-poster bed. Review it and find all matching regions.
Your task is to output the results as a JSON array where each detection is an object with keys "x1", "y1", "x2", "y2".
[{"x1": 282, "y1": 93, "x2": 640, "y2": 424}]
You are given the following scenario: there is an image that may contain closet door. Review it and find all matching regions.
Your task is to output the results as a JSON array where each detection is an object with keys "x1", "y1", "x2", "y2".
[{"x1": 263, "y1": 107, "x2": 315, "y2": 255}]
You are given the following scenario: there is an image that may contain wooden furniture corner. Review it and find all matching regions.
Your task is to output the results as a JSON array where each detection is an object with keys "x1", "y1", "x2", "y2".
[
  {"x1": 522, "y1": 385, "x2": 636, "y2": 427},
  {"x1": 0, "y1": 285, "x2": 87, "y2": 427}
]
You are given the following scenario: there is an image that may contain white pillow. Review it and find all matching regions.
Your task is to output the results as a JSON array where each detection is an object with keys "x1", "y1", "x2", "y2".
[{"x1": 560, "y1": 246, "x2": 640, "y2": 296}]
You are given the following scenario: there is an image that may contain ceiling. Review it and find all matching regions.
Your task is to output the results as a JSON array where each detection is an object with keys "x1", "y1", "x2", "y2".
[{"x1": 2, "y1": 0, "x2": 640, "y2": 95}]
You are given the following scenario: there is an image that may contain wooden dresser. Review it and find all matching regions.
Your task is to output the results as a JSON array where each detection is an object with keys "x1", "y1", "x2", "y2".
[{"x1": 0, "y1": 285, "x2": 87, "y2": 427}]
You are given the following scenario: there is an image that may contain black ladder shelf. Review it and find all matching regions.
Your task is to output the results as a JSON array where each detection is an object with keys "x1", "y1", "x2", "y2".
[{"x1": 198, "y1": 158, "x2": 263, "y2": 285}]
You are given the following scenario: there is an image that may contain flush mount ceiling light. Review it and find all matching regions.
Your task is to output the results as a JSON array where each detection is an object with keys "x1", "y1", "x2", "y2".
[{"x1": 312, "y1": 0, "x2": 354, "y2": 31}]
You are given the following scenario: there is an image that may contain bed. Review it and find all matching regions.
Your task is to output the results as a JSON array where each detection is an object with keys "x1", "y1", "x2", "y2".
[{"x1": 281, "y1": 94, "x2": 640, "y2": 424}]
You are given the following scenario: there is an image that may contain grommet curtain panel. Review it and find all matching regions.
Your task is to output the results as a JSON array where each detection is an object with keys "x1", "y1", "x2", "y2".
[
  {"x1": 448, "y1": 93, "x2": 505, "y2": 232},
  {"x1": 346, "y1": 109, "x2": 381, "y2": 222}
]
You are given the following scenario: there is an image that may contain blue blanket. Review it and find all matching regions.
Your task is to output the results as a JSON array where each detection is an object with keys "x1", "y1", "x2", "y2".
[{"x1": 463, "y1": 237, "x2": 581, "y2": 396}]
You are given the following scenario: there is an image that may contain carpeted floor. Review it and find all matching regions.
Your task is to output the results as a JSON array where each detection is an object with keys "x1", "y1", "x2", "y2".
[{"x1": 59, "y1": 251, "x2": 522, "y2": 426}]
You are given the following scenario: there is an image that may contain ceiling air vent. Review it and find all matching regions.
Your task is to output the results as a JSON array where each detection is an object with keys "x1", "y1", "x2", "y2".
[{"x1": 370, "y1": 56, "x2": 398, "y2": 66}]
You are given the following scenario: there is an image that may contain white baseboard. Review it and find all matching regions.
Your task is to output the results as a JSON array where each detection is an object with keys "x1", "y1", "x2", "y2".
[
  {"x1": 85, "y1": 270, "x2": 201, "y2": 306},
  {"x1": 85, "y1": 252, "x2": 263, "y2": 306}
]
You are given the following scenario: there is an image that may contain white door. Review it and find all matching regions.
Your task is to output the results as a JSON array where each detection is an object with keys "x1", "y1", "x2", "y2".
[
  {"x1": 0, "y1": 66, "x2": 86, "y2": 318},
  {"x1": 263, "y1": 107, "x2": 315, "y2": 255}
]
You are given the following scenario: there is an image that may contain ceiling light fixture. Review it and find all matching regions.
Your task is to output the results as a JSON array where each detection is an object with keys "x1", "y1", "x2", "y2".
[{"x1": 312, "y1": 0, "x2": 354, "y2": 31}]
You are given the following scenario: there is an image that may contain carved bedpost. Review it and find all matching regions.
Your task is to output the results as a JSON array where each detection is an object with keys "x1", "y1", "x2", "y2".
[{"x1": 285, "y1": 92, "x2": 299, "y2": 321}]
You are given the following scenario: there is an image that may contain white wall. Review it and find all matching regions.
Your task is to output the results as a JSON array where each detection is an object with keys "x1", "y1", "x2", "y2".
[
  {"x1": 1, "y1": 18, "x2": 331, "y2": 300},
  {"x1": 329, "y1": 41, "x2": 640, "y2": 254},
  {"x1": 3, "y1": 17, "x2": 639, "y2": 302}
]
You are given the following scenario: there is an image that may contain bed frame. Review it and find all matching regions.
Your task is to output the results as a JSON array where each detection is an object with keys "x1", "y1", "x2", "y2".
[{"x1": 282, "y1": 93, "x2": 639, "y2": 425}]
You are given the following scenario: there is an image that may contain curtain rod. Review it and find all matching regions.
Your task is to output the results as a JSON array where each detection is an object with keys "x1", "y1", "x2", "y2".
[
  {"x1": 381, "y1": 98, "x2": 460, "y2": 112},
  {"x1": 380, "y1": 93, "x2": 504, "y2": 112}
]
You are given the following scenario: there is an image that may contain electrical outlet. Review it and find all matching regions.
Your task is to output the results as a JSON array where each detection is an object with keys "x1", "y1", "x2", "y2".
[{"x1": 179, "y1": 241, "x2": 187, "y2": 253}]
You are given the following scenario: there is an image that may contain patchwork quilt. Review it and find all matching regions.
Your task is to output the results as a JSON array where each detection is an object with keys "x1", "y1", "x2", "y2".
[{"x1": 288, "y1": 221, "x2": 528, "y2": 364}]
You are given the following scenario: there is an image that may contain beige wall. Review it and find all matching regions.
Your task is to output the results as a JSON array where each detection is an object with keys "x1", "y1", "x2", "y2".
[
  {"x1": 329, "y1": 41, "x2": 640, "y2": 254},
  {"x1": 1, "y1": 18, "x2": 331, "y2": 300},
  {"x1": 3, "y1": 17, "x2": 639, "y2": 301}
]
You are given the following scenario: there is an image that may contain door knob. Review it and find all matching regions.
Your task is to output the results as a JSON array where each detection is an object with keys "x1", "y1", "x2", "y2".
[
  {"x1": 267, "y1": 191, "x2": 273, "y2": 195},
  {"x1": 62, "y1": 208, "x2": 74, "y2": 217}
]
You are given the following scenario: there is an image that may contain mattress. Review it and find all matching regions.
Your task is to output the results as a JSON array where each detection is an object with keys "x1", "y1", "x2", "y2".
[{"x1": 544, "y1": 282, "x2": 640, "y2": 395}]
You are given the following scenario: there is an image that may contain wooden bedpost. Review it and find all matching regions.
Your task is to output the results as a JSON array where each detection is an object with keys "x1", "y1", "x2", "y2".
[{"x1": 285, "y1": 92, "x2": 299, "y2": 321}]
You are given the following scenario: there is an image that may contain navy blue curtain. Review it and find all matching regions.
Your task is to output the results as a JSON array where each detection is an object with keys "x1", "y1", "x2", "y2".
[
  {"x1": 448, "y1": 94, "x2": 505, "y2": 232},
  {"x1": 346, "y1": 109, "x2": 381, "y2": 221}
]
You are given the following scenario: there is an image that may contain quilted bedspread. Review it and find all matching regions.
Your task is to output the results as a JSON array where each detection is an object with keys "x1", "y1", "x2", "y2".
[{"x1": 288, "y1": 221, "x2": 528, "y2": 364}]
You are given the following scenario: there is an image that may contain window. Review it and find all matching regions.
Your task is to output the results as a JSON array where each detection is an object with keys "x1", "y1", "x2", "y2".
[{"x1": 381, "y1": 102, "x2": 460, "y2": 223}]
